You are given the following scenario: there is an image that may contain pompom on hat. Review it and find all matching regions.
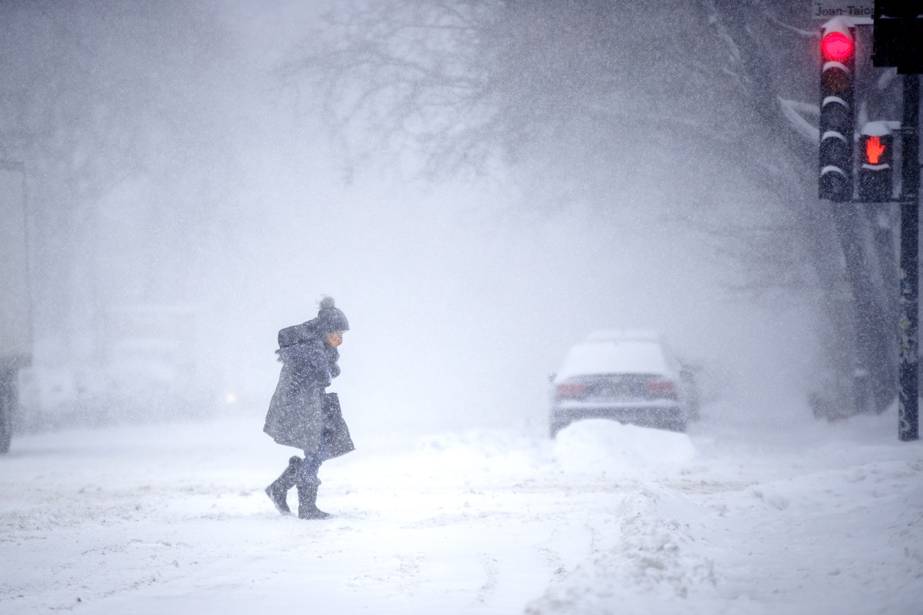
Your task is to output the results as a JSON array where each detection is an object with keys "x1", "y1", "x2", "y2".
[{"x1": 317, "y1": 296, "x2": 350, "y2": 333}]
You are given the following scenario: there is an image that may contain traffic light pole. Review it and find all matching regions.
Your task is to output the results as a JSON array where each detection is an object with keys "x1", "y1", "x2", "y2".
[
  {"x1": 827, "y1": 9, "x2": 922, "y2": 440},
  {"x1": 899, "y1": 73, "x2": 920, "y2": 442}
]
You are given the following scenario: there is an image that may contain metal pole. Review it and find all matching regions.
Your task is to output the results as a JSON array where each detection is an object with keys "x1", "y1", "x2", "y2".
[{"x1": 899, "y1": 73, "x2": 920, "y2": 442}]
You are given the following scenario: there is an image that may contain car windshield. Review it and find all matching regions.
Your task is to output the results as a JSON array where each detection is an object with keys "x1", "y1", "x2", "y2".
[{"x1": 557, "y1": 340, "x2": 669, "y2": 380}]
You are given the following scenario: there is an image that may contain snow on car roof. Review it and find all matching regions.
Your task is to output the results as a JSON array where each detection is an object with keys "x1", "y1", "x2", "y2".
[{"x1": 556, "y1": 339, "x2": 670, "y2": 380}]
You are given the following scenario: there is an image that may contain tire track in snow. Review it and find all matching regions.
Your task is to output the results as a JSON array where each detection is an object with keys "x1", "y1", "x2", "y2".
[{"x1": 524, "y1": 486, "x2": 719, "y2": 615}]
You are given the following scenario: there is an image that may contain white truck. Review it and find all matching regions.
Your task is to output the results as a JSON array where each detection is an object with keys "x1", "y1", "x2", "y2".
[{"x1": 0, "y1": 162, "x2": 32, "y2": 453}]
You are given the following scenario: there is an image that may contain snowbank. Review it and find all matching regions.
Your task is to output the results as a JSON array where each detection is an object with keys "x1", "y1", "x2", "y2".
[{"x1": 552, "y1": 420, "x2": 695, "y2": 477}]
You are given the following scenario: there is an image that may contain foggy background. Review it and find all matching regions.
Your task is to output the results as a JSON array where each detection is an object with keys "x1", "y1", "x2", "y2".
[{"x1": 1, "y1": 1, "x2": 826, "y2": 437}]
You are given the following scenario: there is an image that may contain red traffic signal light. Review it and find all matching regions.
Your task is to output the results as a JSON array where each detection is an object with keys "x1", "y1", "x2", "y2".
[
  {"x1": 822, "y1": 31, "x2": 855, "y2": 62},
  {"x1": 819, "y1": 19, "x2": 856, "y2": 202}
]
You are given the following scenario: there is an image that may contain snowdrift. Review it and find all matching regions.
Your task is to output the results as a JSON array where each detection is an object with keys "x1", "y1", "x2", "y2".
[{"x1": 552, "y1": 419, "x2": 695, "y2": 477}]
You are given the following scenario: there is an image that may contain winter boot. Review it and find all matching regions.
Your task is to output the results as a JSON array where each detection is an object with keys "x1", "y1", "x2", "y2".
[
  {"x1": 296, "y1": 482, "x2": 330, "y2": 520},
  {"x1": 265, "y1": 456, "x2": 301, "y2": 515}
]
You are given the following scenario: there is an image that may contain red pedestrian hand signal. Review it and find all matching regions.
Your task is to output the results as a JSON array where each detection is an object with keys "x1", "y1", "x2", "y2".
[
  {"x1": 866, "y1": 136, "x2": 886, "y2": 165},
  {"x1": 858, "y1": 127, "x2": 894, "y2": 202}
]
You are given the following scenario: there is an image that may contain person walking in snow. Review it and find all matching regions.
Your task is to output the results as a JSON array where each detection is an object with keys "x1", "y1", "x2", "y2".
[{"x1": 263, "y1": 296, "x2": 354, "y2": 519}]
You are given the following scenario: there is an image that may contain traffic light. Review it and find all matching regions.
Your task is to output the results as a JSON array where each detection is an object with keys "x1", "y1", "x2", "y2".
[
  {"x1": 858, "y1": 123, "x2": 894, "y2": 202},
  {"x1": 819, "y1": 18, "x2": 856, "y2": 202},
  {"x1": 873, "y1": 0, "x2": 923, "y2": 73}
]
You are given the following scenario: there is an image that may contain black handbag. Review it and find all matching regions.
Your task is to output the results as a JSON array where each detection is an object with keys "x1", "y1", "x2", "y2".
[{"x1": 320, "y1": 392, "x2": 355, "y2": 460}]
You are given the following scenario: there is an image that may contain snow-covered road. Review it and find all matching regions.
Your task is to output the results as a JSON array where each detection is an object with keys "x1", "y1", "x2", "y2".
[{"x1": 1, "y1": 408, "x2": 921, "y2": 614}]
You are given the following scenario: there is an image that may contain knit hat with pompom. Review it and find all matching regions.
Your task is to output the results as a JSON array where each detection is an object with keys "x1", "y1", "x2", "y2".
[{"x1": 316, "y1": 296, "x2": 350, "y2": 333}]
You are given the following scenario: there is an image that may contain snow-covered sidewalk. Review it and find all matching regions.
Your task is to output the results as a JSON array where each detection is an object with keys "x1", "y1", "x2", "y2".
[{"x1": 1, "y1": 409, "x2": 921, "y2": 614}]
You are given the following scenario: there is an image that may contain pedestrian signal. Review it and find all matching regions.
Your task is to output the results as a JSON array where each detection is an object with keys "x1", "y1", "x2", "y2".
[{"x1": 858, "y1": 124, "x2": 894, "y2": 203}]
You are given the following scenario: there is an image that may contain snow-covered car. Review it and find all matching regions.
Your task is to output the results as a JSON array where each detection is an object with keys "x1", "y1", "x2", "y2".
[{"x1": 549, "y1": 330, "x2": 697, "y2": 436}]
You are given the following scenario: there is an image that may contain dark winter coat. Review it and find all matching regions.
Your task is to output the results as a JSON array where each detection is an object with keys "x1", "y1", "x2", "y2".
[{"x1": 263, "y1": 320, "x2": 354, "y2": 460}]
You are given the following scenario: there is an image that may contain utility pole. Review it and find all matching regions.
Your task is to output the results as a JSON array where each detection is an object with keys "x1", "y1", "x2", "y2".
[
  {"x1": 871, "y1": 1, "x2": 922, "y2": 441},
  {"x1": 898, "y1": 74, "x2": 920, "y2": 441}
]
